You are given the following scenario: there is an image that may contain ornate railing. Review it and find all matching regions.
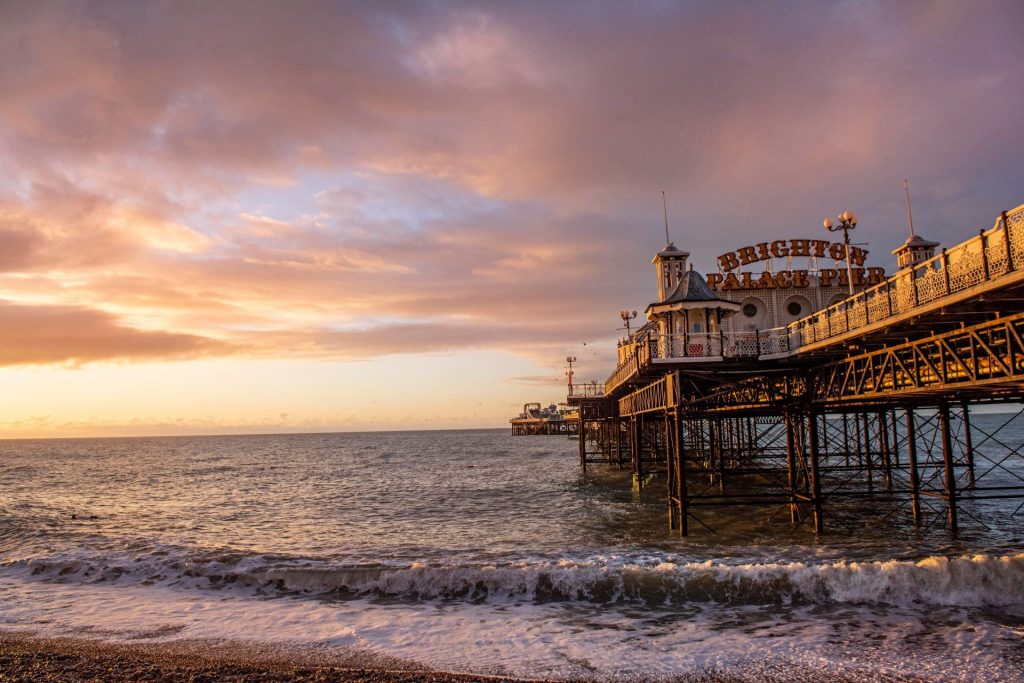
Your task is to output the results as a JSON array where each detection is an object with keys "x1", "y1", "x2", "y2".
[
  {"x1": 602, "y1": 203, "x2": 1024, "y2": 396},
  {"x1": 768, "y1": 203, "x2": 1024, "y2": 352},
  {"x1": 568, "y1": 382, "x2": 605, "y2": 398},
  {"x1": 619, "y1": 373, "x2": 677, "y2": 417}
]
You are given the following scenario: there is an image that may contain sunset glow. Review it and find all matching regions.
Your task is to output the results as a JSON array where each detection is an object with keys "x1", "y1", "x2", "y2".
[{"x1": 1, "y1": 1, "x2": 1022, "y2": 437}]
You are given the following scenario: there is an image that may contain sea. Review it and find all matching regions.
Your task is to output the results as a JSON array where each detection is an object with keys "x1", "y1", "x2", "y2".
[{"x1": 1, "y1": 422, "x2": 1023, "y2": 681}]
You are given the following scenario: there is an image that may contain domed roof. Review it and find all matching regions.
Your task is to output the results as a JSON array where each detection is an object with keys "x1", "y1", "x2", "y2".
[
  {"x1": 662, "y1": 269, "x2": 718, "y2": 304},
  {"x1": 892, "y1": 233, "x2": 939, "y2": 254}
]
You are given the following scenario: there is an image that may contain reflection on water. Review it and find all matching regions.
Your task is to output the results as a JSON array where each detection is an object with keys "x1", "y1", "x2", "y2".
[{"x1": 0, "y1": 423, "x2": 1023, "y2": 680}]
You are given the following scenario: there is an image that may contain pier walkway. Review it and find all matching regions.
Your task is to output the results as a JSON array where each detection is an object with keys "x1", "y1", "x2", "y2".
[{"x1": 573, "y1": 203, "x2": 1024, "y2": 536}]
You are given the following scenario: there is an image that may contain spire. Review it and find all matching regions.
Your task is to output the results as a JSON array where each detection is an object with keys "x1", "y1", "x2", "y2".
[
  {"x1": 662, "y1": 190, "x2": 671, "y2": 247},
  {"x1": 904, "y1": 178, "x2": 916, "y2": 238}
]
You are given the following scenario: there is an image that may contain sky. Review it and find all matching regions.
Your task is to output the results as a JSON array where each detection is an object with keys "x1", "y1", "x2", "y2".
[{"x1": 0, "y1": 1, "x2": 1022, "y2": 437}]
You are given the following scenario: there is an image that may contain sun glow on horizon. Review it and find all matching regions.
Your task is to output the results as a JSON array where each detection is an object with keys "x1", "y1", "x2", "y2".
[{"x1": 0, "y1": 1, "x2": 1021, "y2": 437}]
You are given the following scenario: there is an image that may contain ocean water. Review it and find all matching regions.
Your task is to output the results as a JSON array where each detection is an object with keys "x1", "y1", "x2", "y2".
[{"x1": 1, "y1": 424, "x2": 1023, "y2": 681}]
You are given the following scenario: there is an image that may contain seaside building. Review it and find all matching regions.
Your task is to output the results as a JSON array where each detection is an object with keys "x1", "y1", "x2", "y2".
[{"x1": 616, "y1": 231, "x2": 897, "y2": 366}]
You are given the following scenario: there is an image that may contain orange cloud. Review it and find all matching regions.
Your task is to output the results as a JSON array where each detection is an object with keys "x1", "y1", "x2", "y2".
[{"x1": 0, "y1": 301, "x2": 229, "y2": 367}]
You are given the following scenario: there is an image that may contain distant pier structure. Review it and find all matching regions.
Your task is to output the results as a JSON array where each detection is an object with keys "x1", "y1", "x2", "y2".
[
  {"x1": 570, "y1": 202, "x2": 1024, "y2": 536},
  {"x1": 510, "y1": 402, "x2": 578, "y2": 435}
]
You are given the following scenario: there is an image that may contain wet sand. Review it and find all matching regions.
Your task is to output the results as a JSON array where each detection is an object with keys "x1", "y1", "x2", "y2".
[
  {"x1": 0, "y1": 632, "x2": 543, "y2": 682},
  {"x1": 0, "y1": 631, "x2": 936, "y2": 682}
]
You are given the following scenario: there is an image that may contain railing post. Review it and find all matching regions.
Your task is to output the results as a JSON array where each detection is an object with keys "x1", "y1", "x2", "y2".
[
  {"x1": 980, "y1": 229, "x2": 990, "y2": 281},
  {"x1": 754, "y1": 328, "x2": 761, "y2": 357},
  {"x1": 911, "y1": 268, "x2": 919, "y2": 307},
  {"x1": 864, "y1": 293, "x2": 870, "y2": 324},
  {"x1": 1002, "y1": 211, "x2": 1015, "y2": 272},
  {"x1": 942, "y1": 248, "x2": 951, "y2": 294},
  {"x1": 886, "y1": 279, "x2": 893, "y2": 317}
]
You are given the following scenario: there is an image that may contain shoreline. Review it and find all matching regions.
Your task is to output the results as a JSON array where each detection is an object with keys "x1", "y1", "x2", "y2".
[
  {"x1": 0, "y1": 631, "x2": 548, "y2": 683},
  {"x1": 0, "y1": 631, "x2": 948, "y2": 682}
]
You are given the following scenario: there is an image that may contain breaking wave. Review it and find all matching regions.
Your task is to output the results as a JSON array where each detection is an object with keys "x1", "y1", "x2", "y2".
[{"x1": 6, "y1": 550, "x2": 1024, "y2": 608}]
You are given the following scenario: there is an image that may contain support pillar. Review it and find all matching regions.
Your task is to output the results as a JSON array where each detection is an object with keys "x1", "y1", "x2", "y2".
[
  {"x1": 784, "y1": 411, "x2": 800, "y2": 525},
  {"x1": 615, "y1": 419, "x2": 624, "y2": 469},
  {"x1": 938, "y1": 402, "x2": 958, "y2": 534},
  {"x1": 578, "y1": 407, "x2": 587, "y2": 472},
  {"x1": 878, "y1": 410, "x2": 893, "y2": 490},
  {"x1": 905, "y1": 407, "x2": 922, "y2": 526},
  {"x1": 807, "y1": 410, "x2": 824, "y2": 534},
  {"x1": 961, "y1": 402, "x2": 976, "y2": 488},
  {"x1": 631, "y1": 416, "x2": 644, "y2": 491}
]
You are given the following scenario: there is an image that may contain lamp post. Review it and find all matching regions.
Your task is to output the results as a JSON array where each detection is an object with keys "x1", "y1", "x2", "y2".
[
  {"x1": 823, "y1": 210, "x2": 858, "y2": 297},
  {"x1": 566, "y1": 356, "x2": 576, "y2": 393},
  {"x1": 619, "y1": 310, "x2": 638, "y2": 339}
]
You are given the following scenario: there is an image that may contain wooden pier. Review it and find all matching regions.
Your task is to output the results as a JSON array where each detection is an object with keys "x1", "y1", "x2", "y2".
[{"x1": 571, "y1": 203, "x2": 1024, "y2": 535}]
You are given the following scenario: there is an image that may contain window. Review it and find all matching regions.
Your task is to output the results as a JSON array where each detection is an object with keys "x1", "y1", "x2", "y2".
[
  {"x1": 787, "y1": 301, "x2": 802, "y2": 316},
  {"x1": 743, "y1": 303, "x2": 758, "y2": 317}
]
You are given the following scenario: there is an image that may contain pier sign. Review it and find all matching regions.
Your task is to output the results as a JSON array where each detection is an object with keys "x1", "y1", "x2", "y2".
[
  {"x1": 716, "y1": 239, "x2": 867, "y2": 272},
  {"x1": 708, "y1": 239, "x2": 885, "y2": 291}
]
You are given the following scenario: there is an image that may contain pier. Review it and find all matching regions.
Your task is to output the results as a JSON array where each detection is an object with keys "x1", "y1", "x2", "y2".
[
  {"x1": 510, "y1": 402, "x2": 579, "y2": 435},
  {"x1": 571, "y1": 203, "x2": 1024, "y2": 535}
]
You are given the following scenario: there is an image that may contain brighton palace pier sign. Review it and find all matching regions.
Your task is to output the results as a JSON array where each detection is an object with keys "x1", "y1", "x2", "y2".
[{"x1": 707, "y1": 239, "x2": 887, "y2": 291}]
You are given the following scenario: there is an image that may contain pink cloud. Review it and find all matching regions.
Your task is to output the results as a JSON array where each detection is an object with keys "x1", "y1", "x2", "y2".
[{"x1": 0, "y1": 0, "x2": 1019, "y2": 383}]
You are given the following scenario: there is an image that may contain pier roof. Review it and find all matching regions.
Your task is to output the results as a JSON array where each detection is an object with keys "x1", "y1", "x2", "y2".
[{"x1": 892, "y1": 234, "x2": 940, "y2": 254}]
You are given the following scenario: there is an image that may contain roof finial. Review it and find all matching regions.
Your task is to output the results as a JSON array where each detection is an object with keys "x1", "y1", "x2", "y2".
[
  {"x1": 662, "y1": 190, "x2": 671, "y2": 246},
  {"x1": 904, "y1": 178, "x2": 916, "y2": 238}
]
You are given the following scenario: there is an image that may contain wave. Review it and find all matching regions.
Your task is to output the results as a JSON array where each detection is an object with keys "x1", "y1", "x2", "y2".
[{"x1": 5, "y1": 550, "x2": 1024, "y2": 608}]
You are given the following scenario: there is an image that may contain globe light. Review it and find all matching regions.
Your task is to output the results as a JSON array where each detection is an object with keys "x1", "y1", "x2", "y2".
[{"x1": 823, "y1": 217, "x2": 834, "y2": 230}]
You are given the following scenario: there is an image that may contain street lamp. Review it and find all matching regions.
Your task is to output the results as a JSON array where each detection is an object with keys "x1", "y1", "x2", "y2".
[
  {"x1": 823, "y1": 210, "x2": 858, "y2": 297},
  {"x1": 565, "y1": 356, "x2": 576, "y2": 392},
  {"x1": 619, "y1": 310, "x2": 638, "y2": 338}
]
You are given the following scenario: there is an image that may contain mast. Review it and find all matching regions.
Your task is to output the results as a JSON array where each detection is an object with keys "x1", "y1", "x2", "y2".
[
  {"x1": 662, "y1": 190, "x2": 671, "y2": 245},
  {"x1": 904, "y1": 178, "x2": 916, "y2": 238}
]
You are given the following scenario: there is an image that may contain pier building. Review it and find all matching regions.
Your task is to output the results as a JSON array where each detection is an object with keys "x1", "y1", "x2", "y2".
[
  {"x1": 510, "y1": 402, "x2": 578, "y2": 435},
  {"x1": 571, "y1": 202, "x2": 1024, "y2": 536}
]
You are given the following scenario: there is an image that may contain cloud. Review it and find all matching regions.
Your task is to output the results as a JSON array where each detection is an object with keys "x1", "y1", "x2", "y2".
[
  {"x1": 0, "y1": 0, "x2": 1020, "y2": 382},
  {"x1": 0, "y1": 301, "x2": 229, "y2": 367}
]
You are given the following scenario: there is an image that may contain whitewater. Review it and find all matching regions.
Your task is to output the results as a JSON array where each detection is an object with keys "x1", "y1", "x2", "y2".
[{"x1": 1, "y1": 428, "x2": 1023, "y2": 680}]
